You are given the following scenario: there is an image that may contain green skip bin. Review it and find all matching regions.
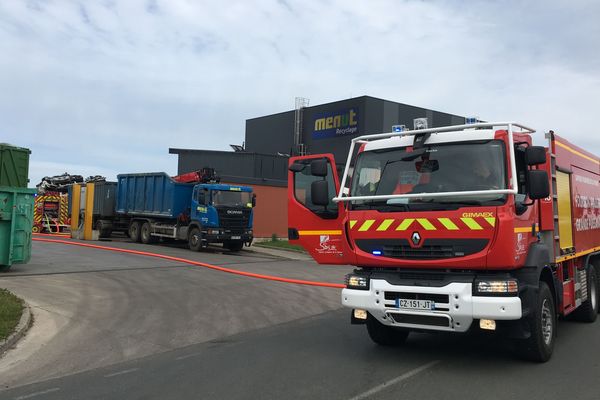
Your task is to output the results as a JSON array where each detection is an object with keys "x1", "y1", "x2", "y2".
[
  {"x1": 0, "y1": 186, "x2": 36, "y2": 270},
  {"x1": 0, "y1": 144, "x2": 31, "y2": 188}
]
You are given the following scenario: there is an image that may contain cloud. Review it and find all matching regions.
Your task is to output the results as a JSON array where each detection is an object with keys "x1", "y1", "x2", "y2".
[{"x1": 0, "y1": 0, "x2": 598, "y2": 186}]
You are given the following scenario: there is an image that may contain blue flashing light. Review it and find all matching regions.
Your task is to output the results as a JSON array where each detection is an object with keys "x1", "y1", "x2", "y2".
[
  {"x1": 372, "y1": 250, "x2": 382, "y2": 256},
  {"x1": 392, "y1": 124, "x2": 405, "y2": 133}
]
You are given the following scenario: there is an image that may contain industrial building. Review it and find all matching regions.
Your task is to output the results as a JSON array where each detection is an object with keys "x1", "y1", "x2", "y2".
[{"x1": 170, "y1": 96, "x2": 466, "y2": 238}]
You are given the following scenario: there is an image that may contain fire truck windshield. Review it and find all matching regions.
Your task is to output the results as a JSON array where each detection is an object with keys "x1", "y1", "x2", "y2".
[
  {"x1": 212, "y1": 190, "x2": 252, "y2": 207},
  {"x1": 350, "y1": 140, "x2": 506, "y2": 209}
]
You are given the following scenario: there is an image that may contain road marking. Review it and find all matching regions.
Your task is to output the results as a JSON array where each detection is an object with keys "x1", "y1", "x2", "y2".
[
  {"x1": 104, "y1": 368, "x2": 139, "y2": 378},
  {"x1": 14, "y1": 387, "x2": 60, "y2": 399},
  {"x1": 175, "y1": 352, "x2": 203, "y2": 361},
  {"x1": 347, "y1": 360, "x2": 440, "y2": 400}
]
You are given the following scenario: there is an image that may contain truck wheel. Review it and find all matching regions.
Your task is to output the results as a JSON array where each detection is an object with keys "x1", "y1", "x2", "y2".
[
  {"x1": 224, "y1": 241, "x2": 244, "y2": 252},
  {"x1": 140, "y1": 222, "x2": 155, "y2": 244},
  {"x1": 572, "y1": 266, "x2": 599, "y2": 322},
  {"x1": 95, "y1": 221, "x2": 110, "y2": 238},
  {"x1": 516, "y1": 281, "x2": 555, "y2": 362},
  {"x1": 188, "y1": 227, "x2": 203, "y2": 252},
  {"x1": 366, "y1": 314, "x2": 409, "y2": 346},
  {"x1": 129, "y1": 221, "x2": 141, "y2": 243}
]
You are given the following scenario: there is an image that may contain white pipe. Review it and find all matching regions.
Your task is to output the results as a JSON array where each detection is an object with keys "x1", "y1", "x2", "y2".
[
  {"x1": 507, "y1": 123, "x2": 519, "y2": 192},
  {"x1": 333, "y1": 189, "x2": 517, "y2": 203}
]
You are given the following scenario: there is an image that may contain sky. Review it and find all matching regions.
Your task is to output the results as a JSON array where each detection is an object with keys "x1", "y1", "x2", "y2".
[{"x1": 1, "y1": 0, "x2": 599, "y2": 188}]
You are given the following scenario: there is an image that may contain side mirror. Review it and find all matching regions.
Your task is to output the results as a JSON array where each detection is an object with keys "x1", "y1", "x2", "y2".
[
  {"x1": 525, "y1": 146, "x2": 547, "y2": 165},
  {"x1": 311, "y1": 159, "x2": 328, "y2": 177},
  {"x1": 251, "y1": 194, "x2": 256, "y2": 207},
  {"x1": 289, "y1": 162, "x2": 305, "y2": 173},
  {"x1": 527, "y1": 170, "x2": 549, "y2": 199},
  {"x1": 311, "y1": 180, "x2": 330, "y2": 206}
]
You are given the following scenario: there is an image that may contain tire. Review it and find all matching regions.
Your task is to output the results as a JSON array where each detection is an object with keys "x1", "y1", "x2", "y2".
[
  {"x1": 95, "y1": 221, "x2": 110, "y2": 238},
  {"x1": 515, "y1": 282, "x2": 555, "y2": 362},
  {"x1": 32, "y1": 225, "x2": 41, "y2": 234},
  {"x1": 129, "y1": 221, "x2": 141, "y2": 243},
  {"x1": 572, "y1": 266, "x2": 598, "y2": 322},
  {"x1": 366, "y1": 314, "x2": 409, "y2": 346},
  {"x1": 188, "y1": 227, "x2": 203, "y2": 252},
  {"x1": 0, "y1": 265, "x2": 11, "y2": 272},
  {"x1": 224, "y1": 241, "x2": 244, "y2": 252},
  {"x1": 140, "y1": 222, "x2": 155, "y2": 244}
]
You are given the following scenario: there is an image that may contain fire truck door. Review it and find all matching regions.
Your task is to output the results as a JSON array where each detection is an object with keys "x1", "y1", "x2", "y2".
[
  {"x1": 556, "y1": 171, "x2": 574, "y2": 252},
  {"x1": 288, "y1": 154, "x2": 347, "y2": 264}
]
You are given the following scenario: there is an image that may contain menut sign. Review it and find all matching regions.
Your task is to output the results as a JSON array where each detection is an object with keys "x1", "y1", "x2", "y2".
[{"x1": 312, "y1": 108, "x2": 358, "y2": 139}]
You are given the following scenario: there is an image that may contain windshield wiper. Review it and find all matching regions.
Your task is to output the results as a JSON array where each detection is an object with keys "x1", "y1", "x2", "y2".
[
  {"x1": 352, "y1": 201, "x2": 410, "y2": 211},
  {"x1": 351, "y1": 200, "x2": 385, "y2": 210},
  {"x1": 435, "y1": 199, "x2": 504, "y2": 206}
]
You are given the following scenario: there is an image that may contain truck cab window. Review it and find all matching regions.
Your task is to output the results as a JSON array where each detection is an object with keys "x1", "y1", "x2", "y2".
[
  {"x1": 197, "y1": 190, "x2": 206, "y2": 205},
  {"x1": 293, "y1": 160, "x2": 337, "y2": 217}
]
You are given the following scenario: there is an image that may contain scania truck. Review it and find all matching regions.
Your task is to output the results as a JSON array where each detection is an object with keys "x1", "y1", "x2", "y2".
[
  {"x1": 288, "y1": 121, "x2": 599, "y2": 361},
  {"x1": 93, "y1": 171, "x2": 254, "y2": 251}
]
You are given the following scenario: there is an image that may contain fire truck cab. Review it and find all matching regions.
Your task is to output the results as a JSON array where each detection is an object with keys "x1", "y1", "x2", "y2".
[{"x1": 288, "y1": 122, "x2": 600, "y2": 362}]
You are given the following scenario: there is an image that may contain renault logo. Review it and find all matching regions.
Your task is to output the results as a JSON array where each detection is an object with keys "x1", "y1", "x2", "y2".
[{"x1": 411, "y1": 232, "x2": 421, "y2": 246}]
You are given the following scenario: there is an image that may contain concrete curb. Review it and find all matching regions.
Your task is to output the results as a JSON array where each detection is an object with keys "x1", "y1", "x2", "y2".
[
  {"x1": 247, "y1": 245, "x2": 312, "y2": 261},
  {"x1": 0, "y1": 302, "x2": 33, "y2": 357}
]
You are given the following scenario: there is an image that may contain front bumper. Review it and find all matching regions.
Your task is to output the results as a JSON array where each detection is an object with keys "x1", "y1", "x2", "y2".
[
  {"x1": 342, "y1": 279, "x2": 521, "y2": 332},
  {"x1": 202, "y1": 232, "x2": 253, "y2": 243}
]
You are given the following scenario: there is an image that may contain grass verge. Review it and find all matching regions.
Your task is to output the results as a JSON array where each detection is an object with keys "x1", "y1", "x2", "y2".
[
  {"x1": 254, "y1": 240, "x2": 306, "y2": 253},
  {"x1": 0, "y1": 288, "x2": 24, "y2": 341}
]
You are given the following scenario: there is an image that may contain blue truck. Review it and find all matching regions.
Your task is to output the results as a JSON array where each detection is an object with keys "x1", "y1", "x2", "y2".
[{"x1": 94, "y1": 171, "x2": 254, "y2": 251}]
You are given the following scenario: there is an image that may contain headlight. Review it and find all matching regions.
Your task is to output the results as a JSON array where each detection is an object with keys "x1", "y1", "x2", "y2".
[
  {"x1": 246, "y1": 230, "x2": 253, "y2": 235},
  {"x1": 474, "y1": 279, "x2": 518, "y2": 295},
  {"x1": 345, "y1": 274, "x2": 369, "y2": 290},
  {"x1": 208, "y1": 229, "x2": 220, "y2": 235}
]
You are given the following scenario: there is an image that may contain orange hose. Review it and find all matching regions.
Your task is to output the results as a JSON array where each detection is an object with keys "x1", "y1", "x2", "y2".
[{"x1": 32, "y1": 237, "x2": 345, "y2": 289}]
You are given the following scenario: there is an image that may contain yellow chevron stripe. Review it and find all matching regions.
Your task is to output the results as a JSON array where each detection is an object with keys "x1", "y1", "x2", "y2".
[
  {"x1": 349, "y1": 220, "x2": 357, "y2": 229},
  {"x1": 484, "y1": 217, "x2": 496, "y2": 227},
  {"x1": 376, "y1": 219, "x2": 395, "y2": 231},
  {"x1": 396, "y1": 219, "x2": 414, "y2": 231},
  {"x1": 359, "y1": 220, "x2": 375, "y2": 231},
  {"x1": 417, "y1": 218, "x2": 436, "y2": 230},
  {"x1": 461, "y1": 217, "x2": 483, "y2": 230},
  {"x1": 438, "y1": 218, "x2": 459, "y2": 230}
]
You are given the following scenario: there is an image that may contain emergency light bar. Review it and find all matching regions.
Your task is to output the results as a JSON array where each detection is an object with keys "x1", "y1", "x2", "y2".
[{"x1": 333, "y1": 122, "x2": 535, "y2": 203}]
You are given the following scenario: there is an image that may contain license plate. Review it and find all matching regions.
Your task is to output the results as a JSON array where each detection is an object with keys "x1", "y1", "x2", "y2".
[
  {"x1": 396, "y1": 298, "x2": 434, "y2": 311},
  {"x1": 231, "y1": 236, "x2": 241, "y2": 240}
]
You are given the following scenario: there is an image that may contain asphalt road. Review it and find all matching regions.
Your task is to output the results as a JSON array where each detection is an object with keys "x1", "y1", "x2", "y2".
[
  {"x1": 0, "y1": 239, "x2": 348, "y2": 389},
  {"x1": 2, "y1": 239, "x2": 600, "y2": 399}
]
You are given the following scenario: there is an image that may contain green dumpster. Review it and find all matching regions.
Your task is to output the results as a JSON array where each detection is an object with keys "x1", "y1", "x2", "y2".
[
  {"x1": 0, "y1": 186, "x2": 36, "y2": 270},
  {"x1": 0, "y1": 144, "x2": 31, "y2": 188}
]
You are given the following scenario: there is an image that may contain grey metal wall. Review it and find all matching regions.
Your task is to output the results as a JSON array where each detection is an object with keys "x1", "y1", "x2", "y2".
[
  {"x1": 245, "y1": 110, "x2": 295, "y2": 155},
  {"x1": 169, "y1": 149, "x2": 288, "y2": 187}
]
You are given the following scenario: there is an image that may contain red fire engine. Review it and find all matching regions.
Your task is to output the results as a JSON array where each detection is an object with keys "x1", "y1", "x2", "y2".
[
  {"x1": 33, "y1": 192, "x2": 70, "y2": 233},
  {"x1": 288, "y1": 122, "x2": 599, "y2": 362}
]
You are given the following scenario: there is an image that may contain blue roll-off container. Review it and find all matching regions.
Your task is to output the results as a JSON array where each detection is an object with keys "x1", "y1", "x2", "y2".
[{"x1": 116, "y1": 172, "x2": 194, "y2": 219}]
